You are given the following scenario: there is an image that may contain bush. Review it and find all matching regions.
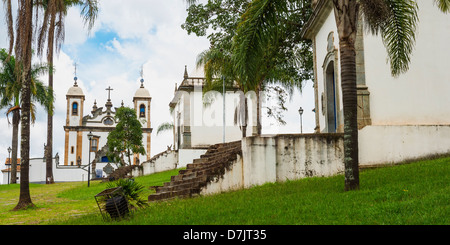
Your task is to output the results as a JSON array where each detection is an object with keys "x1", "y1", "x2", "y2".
[{"x1": 106, "y1": 179, "x2": 148, "y2": 209}]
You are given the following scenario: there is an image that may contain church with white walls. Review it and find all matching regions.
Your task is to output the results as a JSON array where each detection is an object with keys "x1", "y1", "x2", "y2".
[{"x1": 63, "y1": 75, "x2": 152, "y2": 177}]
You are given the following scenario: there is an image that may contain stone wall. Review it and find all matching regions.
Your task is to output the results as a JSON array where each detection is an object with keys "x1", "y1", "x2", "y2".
[
  {"x1": 201, "y1": 134, "x2": 344, "y2": 194},
  {"x1": 242, "y1": 134, "x2": 344, "y2": 188},
  {"x1": 138, "y1": 150, "x2": 178, "y2": 176}
]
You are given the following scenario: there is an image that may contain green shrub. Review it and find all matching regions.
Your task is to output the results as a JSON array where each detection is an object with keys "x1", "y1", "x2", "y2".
[{"x1": 106, "y1": 179, "x2": 148, "y2": 209}]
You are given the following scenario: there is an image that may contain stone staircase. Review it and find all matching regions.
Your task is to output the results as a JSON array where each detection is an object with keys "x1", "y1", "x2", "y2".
[{"x1": 148, "y1": 140, "x2": 242, "y2": 202}]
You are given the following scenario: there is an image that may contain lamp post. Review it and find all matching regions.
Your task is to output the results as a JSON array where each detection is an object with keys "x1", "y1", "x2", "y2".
[
  {"x1": 298, "y1": 107, "x2": 304, "y2": 134},
  {"x1": 7, "y1": 147, "x2": 11, "y2": 185},
  {"x1": 87, "y1": 131, "x2": 93, "y2": 187},
  {"x1": 223, "y1": 75, "x2": 225, "y2": 143}
]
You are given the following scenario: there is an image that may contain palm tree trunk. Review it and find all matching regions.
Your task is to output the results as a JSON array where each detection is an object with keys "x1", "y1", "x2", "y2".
[
  {"x1": 46, "y1": 11, "x2": 56, "y2": 184},
  {"x1": 14, "y1": 0, "x2": 35, "y2": 210},
  {"x1": 340, "y1": 39, "x2": 360, "y2": 191},
  {"x1": 46, "y1": 102, "x2": 54, "y2": 184},
  {"x1": 10, "y1": 109, "x2": 20, "y2": 184},
  {"x1": 333, "y1": 0, "x2": 360, "y2": 191}
]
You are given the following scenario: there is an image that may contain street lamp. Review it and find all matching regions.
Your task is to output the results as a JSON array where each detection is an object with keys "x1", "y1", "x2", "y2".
[
  {"x1": 222, "y1": 75, "x2": 225, "y2": 143},
  {"x1": 87, "y1": 131, "x2": 93, "y2": 187},
  {"x1": 7, "y1": 147, "x2": 11, "y2": 185},
  {"x1": 298, "y1": 107, "x2": 304, "y2": 134}
]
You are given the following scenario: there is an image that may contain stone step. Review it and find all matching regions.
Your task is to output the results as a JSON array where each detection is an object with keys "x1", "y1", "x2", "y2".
[
  {"x1": 148, "y1": 187, "x2": 200, "y2": 202},
  {"x1": 158, "y1": 181, "x2": 202, "y2": 193},
  {"x1": 148, "y1": 140, "x2": 242, "y2": 202},
  {"x1": 165, "y1": 175, "x2": 208, "y2": 187}
]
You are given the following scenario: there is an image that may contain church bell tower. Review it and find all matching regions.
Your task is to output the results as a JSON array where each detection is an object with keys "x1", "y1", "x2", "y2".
[
  {"x1": 64, "y1": 75, "x2": 85, "y2": 166},
  {"x1": 133, "y1": 75, "x2": 152, "y2": 163}
]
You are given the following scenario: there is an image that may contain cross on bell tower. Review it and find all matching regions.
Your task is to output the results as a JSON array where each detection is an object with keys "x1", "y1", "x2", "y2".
[
  {"x1": 105, "y1": 86, "x2": 113, "y2": 111},
  {"x1": 73, "y1": 62, "x2": 78, "y2": 86},
  {"x1": 106, "y1": 86, "x2": 113, "y2": 101}
]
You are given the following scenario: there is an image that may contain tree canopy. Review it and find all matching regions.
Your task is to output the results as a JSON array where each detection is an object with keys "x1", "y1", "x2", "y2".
[{"x1": 107, "y1": 107, "x2": 146, "y2": 167}]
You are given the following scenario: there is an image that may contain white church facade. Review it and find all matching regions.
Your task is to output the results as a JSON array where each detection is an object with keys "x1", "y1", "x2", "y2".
[
  {"x1": 64, "y1": 76, "x2": 152, "y2": 170},
  {"x1": 302, "y1": 0, "x2": 450, "y2": 165},
  {"x1": 168, "y1": 65, "x2": 257, "y2": 167}
]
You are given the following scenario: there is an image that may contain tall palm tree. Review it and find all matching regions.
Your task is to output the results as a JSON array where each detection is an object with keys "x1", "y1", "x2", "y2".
[
  {"x1": 233, "y1": 0, "x2": 311, "y2": 135},
  {"x1": 0, "y1": 49, "x2": 54, "y2": 185},
  {"x1": 36, "y1": 0, "x2": 98, "y2": 184},
  {"x1": 2, "y1": 0, "x2": 36, "y2": 210},
  {"x1": 232, "y1": 0, "x2": 448, "y2": 191},
  {"x1": 197, "y1": 45, "x2": 258, "y2": 137}
]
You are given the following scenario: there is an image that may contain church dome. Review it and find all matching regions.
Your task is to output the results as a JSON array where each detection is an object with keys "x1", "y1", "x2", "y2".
[
  {"x1": 134, "y1": 79, "x2": 150, "y2": 98},
  {"x1": 67, "y1": 79, "x2": 84, "y2": 96}
]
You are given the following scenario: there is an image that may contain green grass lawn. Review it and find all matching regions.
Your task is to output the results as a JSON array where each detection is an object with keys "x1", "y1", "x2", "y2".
[{"x1": 1, "y1": 157, "x2": 449, "y2": 225}]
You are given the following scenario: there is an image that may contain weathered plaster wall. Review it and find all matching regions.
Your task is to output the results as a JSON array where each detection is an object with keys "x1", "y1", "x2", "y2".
[
  {"x1": 359, "y1": 125, "x2": 450, "y2": 166},
  {"x1": 200, "y1": 134, "x2": 345, "y2": 194},
  {"x1": 200, "y1": 154, "x2": 244, "y2": 195},
  {"x1": 140, "y1": 150, "x2": 178, "y2": 176}
]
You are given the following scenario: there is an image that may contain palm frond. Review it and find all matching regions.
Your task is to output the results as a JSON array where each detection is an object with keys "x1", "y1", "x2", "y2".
[
  {"x1": 360, "y1": 0, "x2": 391, "y2": 34},
  {"x1": 233, "y1": 0, "x2": 286, "y2": 86},
  {"x1": 2, "y1": 0, "x2": 14, "y2": 55},
  {"x1": 79, "y1": 0, "x2": 99, "y2": 32},
  {"x1": 381, "y1": 0, "x2": 418, "y2": 77},
  {"x1": 434, "y1": 0, "x2": 450, "y2": 13},
  {"x1": 156, "y1": 122, "x2": 174, "y2": 135}
]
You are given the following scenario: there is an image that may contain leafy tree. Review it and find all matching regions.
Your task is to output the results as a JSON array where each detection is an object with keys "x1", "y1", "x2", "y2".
[
  {"x1": 107, "y1": 107, "x2": 146, "y2": 168},
  {"x1": 183, "y1": 0, "x2": 313, "y2": 135},
  {"x1": 36, "y1": 0, "x2": 98, "y2": 184},
  {"x1": 0, "y1": 48, "x2": 54, "y2": 185}
]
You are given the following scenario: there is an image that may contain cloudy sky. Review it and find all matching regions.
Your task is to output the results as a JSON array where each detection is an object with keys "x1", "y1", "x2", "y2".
[{"x1": 0, "y1": 0, "x2": 315, "y2": 165}]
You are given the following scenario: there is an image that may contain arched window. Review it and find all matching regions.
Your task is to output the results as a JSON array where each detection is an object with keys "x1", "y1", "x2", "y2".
[
  {"x1": 72, "y1": 102, "x2": 78, "y2": 115},
  {"x1": 139, "y1": 104, "x2": 145, "y2": 118}
]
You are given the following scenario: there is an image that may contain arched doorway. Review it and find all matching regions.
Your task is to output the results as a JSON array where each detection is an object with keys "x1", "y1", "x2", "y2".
[{"x1": 325, "y1": 61, "x2": 337, "y2": 133}]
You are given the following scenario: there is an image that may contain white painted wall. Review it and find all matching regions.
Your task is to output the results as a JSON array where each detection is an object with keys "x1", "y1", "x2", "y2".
[
  {"x1": 364, "y1": 1, "x2": 450, "y2": 125},
  {"x1": 359, "y1": 125, "x2": 450, "y2": 166},
  {"x1": 314, "y1": 1, "x2": 450, "y2": 130},
  {"x1": 68, "y1": 98, "x2": 83, "y2": 126},
  {"x1": 1, "y1": 157, "x2": 118, "y2": 184},
  {"x1": 200, "y1": 154, "x2": 244, "y2": 195},
  {"x1": 140, "y1": 150, "x2": 178, "y2": 176},
  {"x1": 200, "y1": 134, "x2": 344, "y2": 195},
  {"x1": 172, "y1": 87, "x2": 255, "y2": 149},
  {"x1": 314, "y1": 8, "x2": 341, "y2": 132}
]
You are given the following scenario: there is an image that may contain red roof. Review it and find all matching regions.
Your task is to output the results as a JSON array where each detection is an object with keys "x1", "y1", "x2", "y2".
[
  {"x1": 1, "y1": 165, "x2": 20, "y2": 173},
  {"x1": 5, "y1": 158, "x2": 21, "y2": 165}
]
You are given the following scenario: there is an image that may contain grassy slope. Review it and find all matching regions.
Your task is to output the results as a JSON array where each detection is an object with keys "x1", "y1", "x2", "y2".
[{"x1": 1, "y1": 158, "x2": 448, "y2": 225}]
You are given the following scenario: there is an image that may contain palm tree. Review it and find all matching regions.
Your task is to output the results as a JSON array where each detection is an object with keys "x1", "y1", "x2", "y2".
[
  {"x1": 234, "y1": 1, "x2": 311, "y2": 135},
  {"x1": 232, "y1": 0, "x2": 449, "y2": 191},
  {"x1": 196, "y1": 47, "x2": 250, "y2": 137},
  {"x1": 36, "y1": 0, "x2": 98, "y2": 184},
  {"x1": 0, "y1": 49, "x2": 54, "y2": 185},
  {"x1": 2, "y1": 0, "x2": 36, "y2": 210}
]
